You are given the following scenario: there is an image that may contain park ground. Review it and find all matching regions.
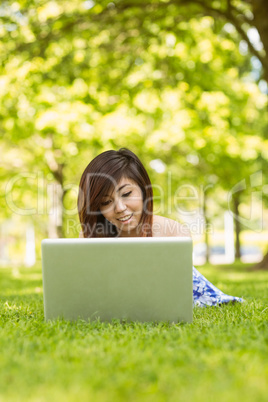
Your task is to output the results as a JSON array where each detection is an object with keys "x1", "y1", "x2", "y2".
[{"x1": 0, "y1": 262, "x2": 267, "y2": 402}]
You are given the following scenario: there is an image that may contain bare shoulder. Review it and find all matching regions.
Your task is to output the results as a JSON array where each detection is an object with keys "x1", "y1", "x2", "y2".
[
  {"x1": 152, "y1": 215, "x2": 191, "y2": 238},
  {"x1": 79, "y1": 230, "x2": 84, "y2": 238}
]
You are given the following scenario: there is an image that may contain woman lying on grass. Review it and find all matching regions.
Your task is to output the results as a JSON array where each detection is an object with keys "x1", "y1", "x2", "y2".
[{"x1": 77, "y1": 148, "x2": 243, "y2": 307}]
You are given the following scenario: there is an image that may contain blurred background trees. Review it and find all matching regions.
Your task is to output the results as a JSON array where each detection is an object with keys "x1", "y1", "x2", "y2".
[{"x1": 0, "y1": 0, "x2": 267, "y2": 266}]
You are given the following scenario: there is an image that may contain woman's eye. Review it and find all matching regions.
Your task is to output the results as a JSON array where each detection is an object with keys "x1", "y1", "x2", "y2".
[
  {"x1": 101, "y1": 200, "x2": 111, "y2": 206},
  {"x1": 122, "y1": 191, "x2": 132, "y2": 197},
  {"x1": 101, "y1": 191, "x2": 132, "y2": 206}
]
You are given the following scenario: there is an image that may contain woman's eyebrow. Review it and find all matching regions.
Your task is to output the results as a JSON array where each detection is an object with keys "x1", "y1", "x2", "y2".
[{"x1": 103, "y1": 184, "x2": 131, "y2": 197}]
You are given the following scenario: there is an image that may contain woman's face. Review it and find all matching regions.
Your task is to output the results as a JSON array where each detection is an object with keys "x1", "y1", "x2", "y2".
[{"x1": 99, "y1": 177, "x2": 144, "y2": 237}]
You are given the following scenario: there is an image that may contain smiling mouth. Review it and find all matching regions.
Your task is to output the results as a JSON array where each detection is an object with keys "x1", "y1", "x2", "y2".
[{"x1": 117, "y1": 213, "x2": 133, "y2": 222}]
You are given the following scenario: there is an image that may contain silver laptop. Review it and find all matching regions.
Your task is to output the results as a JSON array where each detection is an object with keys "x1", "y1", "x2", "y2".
[{"x1": 41, "y1": 237, "x2": 193, "y2": 323}]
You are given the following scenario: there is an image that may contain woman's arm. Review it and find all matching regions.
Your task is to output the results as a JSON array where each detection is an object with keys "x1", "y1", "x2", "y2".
[
  {"x1": 79, "y1": 230, "x2": 84, "y2": 238},
  {"x1": 171, "y1": 220, "x2": 191, "y2": 237},
  {"x1": 153, "y1": 215, "x2": 191, "y2": 238}
]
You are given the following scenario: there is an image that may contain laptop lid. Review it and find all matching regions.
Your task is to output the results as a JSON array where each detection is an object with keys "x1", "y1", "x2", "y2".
[{"x1": 41, "y1": 237, "x2": 193, "y2": 323}]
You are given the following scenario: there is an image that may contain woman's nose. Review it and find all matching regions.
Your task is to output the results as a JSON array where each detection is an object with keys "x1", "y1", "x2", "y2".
[{"x1": 114, "y1": 198, "x2": 127, "y2": 213}]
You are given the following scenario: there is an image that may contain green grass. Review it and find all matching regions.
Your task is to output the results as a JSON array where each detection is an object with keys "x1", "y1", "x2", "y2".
[{"x1": 0, "y1": 262, "x2": 267, "y2": 402}]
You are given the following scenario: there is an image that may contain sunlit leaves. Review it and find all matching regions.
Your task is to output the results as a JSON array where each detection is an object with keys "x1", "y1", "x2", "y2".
[{"x1": 0, "y1": 0, "x2": 267, "y2": 237}]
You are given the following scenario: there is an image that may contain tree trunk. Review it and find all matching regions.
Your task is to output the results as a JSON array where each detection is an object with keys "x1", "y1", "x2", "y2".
[
  {"x1": 250, "y1": 0, "x2": 268, "y2": 83},
  {"x1": 252, "y1": 250, "x2": 268, "y2": 270},
  {"x1": 54, "y1": 164, "x2": 64, "y2": 238},
  {"x1": 44, "y1": 134, "x2": 65, "y2": 238},
  {"x1": 233, "y1": 196, "x2": 241, "y2": 259},
  {"x1": 47, "y1": 182, "x2": 63, "y2": 239},
  {"x1": 203, "y1": 191, "x2": 210, "y2": 263}
]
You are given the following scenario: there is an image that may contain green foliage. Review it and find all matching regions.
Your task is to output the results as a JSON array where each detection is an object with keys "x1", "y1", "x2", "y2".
[
  {"x1": 0, "y1": 0, "x2": 267, "y2": 242},
  {"x1": 0, "y1": 263, "x2": 268, "y2": 401}
]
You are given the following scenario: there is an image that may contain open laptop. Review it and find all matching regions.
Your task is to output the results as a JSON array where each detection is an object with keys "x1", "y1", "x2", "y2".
[{"x1": 41, "y1": 237, "x2": 193, "y2": 323}]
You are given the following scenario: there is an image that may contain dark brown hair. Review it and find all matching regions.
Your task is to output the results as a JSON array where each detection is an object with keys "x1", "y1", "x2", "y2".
[{"x1": 77, "y1": 148, "x2": 153, "y2": 238}]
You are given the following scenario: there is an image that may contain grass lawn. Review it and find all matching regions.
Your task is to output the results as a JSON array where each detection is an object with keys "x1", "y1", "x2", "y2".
[{"x1": 0, "y1": 262, "x2": 267, "y2": 402}]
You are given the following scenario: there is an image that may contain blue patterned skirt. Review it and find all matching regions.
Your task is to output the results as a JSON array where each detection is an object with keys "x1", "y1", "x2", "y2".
[{"x1": 193, "y1": 267, "x2": 244, "y2": 307}]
